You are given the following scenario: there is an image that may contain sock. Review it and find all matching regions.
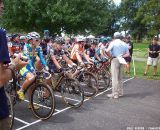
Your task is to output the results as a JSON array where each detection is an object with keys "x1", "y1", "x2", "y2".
[{"x1": 19, "y1": 88, "x2": 24, "y2": 92}]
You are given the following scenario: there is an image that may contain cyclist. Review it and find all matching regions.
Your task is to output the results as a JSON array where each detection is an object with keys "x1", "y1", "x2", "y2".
[
  {"x1": 96, "y1": 37, "x2": 109, "y2": 62},
  {"x1": 86, "y1": 41, "x2": 101, "y2": 63},
  {"x1": 17, "y1": 32, "x2": 50, "y2": 103},
  {"x1": 19, "y1": 35, "x2": 26, "y2": 51},
  {"x1": 70, "y1": 36, "x2": 93, "y2": 65},
  {"x1": 9, "y1": 34, "x2": 21, "y2": 55},
  {"x1": 47, "y1": 37, "x2": 76, "y2": 73}
]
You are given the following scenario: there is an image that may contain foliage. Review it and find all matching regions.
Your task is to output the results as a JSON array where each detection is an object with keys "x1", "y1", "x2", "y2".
[
  {"x1": 118, "y1": 0, "x2": 160, "y2": 40},
  {"x1": 2, "y1": 0, "x2": 116, "y2": 35}
]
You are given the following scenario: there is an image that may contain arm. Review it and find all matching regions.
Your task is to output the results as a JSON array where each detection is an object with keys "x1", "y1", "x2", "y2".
[
  {"x1": 74, "y1": 45, "x2": 83, "y2": 63},
  {"x1": 106, "y1": 43, "x2": 113, "y2": 58},
  {"x1": 95, "y1": 53, "x2": 101, "y2": 61},
  {"x1": 38, "y1": 47, "x2": 47, "y2": 67},
  {"x1": 122, "y1": 50, "x2": 130, "y2": 58},
  {"x1": 83, "y1": 51, "x2": 93, "y2": 63},
  {"x1": 51, "y1": 55, "x2": 61, "y2": 69},
  {"x1": 62, "y1": 54, "x2": 74, "y2": 65}
]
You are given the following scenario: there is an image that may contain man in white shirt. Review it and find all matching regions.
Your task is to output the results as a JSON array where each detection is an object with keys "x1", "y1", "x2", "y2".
[{"x1": 106, "y1": 32, "x2": 130, "y2": 99}]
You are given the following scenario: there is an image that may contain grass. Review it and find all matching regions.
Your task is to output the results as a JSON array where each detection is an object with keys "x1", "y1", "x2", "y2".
[
  {"x1": 124, "y1": 60, "x2": 160, "y2": 80},
  {"x1": 133, "y1": 42, "x2": 149, "y2": 58}
]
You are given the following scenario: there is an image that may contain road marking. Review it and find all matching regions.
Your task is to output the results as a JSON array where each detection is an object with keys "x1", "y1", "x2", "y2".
[
  {"x1": 55, "y1": 94, "x2": 80, "y2": 102},
  {"x1": 23, "y1": 99, "x2": 60, "y2": 112},
  {"x1": 16, "y1": 77, "x2": 134, "y2": 130},
  {"x1": 14, "y1": 117, "x2": 30, "y2": 125},
  {"x1": 123, "y1": 77, "x2": 134, "y2": 83}
]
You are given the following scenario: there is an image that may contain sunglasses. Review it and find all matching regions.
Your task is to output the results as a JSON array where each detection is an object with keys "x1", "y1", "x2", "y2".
[{"x1": 34, "y1": 39, "x2": 40, "y2": 42}]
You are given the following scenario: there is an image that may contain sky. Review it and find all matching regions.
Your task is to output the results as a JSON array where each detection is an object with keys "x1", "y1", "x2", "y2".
[{"x1": 113, "y1": 0, "x2": 121, "y2": 5}]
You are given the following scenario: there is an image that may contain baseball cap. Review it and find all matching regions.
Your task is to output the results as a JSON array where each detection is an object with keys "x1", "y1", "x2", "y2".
[{"x1": 114, "y1": 32, "x2": 121, "y2": 38}]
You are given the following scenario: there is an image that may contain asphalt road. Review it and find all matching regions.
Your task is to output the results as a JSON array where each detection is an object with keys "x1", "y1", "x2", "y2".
[{"x1": 13, "y1": 78, "x2": 160, "y2": 130}]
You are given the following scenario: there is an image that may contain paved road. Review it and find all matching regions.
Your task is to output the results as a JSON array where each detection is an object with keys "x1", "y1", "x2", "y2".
[{"x1": 13, "y1": 78, "x2": 160, "y2": 130}]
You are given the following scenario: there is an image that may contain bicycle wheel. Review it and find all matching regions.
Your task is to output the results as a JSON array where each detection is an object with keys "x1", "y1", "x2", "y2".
[
  {"x1": 30, "y1": 83, "x2": 55, "y2": 120},
  {"x1": 78, "y1": 72, "x2": 98, "y2": 97},
  {"x1": 61, "y1": 78, "x2": 84, "y2": 108},
  {"x1": 97, "y1": 70, "x2": 111, "y2": 91},
  {"x1": 5, "y1": 91, "x2": 14, "y2": 130},
  {"x1": 5, "y1": 81, "x2": 17, "y2": 106}
]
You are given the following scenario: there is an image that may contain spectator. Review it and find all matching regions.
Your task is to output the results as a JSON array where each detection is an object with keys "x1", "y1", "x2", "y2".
[
  {"x1": 0, "y1": 1, "x2": 26, "y2": 129},
  {"x1": 106, "y1": 32, "x2": 130, "y2": 99},
  {"x1": 144, "y1": 37, "x2": 160, "y2": 76},
  {"x1": 124, "y1": 35, "x2": 133, "y2": 74}
]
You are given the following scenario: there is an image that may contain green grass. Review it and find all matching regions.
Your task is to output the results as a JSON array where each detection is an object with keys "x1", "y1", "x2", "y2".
[
  {"x1": 133, "y1": 43, "x2": 149, "y2": 58},
  {"x1": 125, "y1": 61, "x2": 160, "y2": 80}
]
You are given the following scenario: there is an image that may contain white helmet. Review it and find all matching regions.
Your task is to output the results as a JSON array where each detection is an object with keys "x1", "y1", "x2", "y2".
[
  {"x1": 20, "y1": 36, "x2": 26, "y2": 40},
  {"x1": 27, "y1": 32, "x2": 40, "y2": 40},
  {"x1": 76, "y1": 36, "x2": 85, "y2": 42}
]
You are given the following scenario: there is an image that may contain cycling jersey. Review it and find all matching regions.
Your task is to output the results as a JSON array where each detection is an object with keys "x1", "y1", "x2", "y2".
[
  {"x1": 86, "y1": 48, "x2": 96, "y2": 58},
  {"x1": 10, "y1": 42, "x2": 21, "y2": 54},
  {"x1": 19, "y1": 43, "x2": 48, "y2": 77},
  {"x1": 48, "y1": 44, "x2": 65, "y2": 57},
  {"x1": 23, "y1": 44, "x2": 47, "y2": 71},
  {"x1": 70, "y1": 44, "x2": 84, "y2": 60},
  {"x1": 47, "y1": 44, "x2": 65, "y2": 73}
]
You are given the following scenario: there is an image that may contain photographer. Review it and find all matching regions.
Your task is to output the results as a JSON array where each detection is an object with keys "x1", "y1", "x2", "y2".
[{"x1": 144, "y1": 37, "x2": 160, "y2": 76}]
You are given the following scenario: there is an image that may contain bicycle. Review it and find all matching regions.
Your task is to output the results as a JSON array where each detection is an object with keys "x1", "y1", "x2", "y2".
[
  {"x1": 5, "y1": 68, "x2": 55, "y2": 121},
  {"x1": 88, "y1": 60, "x2": 111, "y2": 91},
  {"x1": 50, "y1": 67, "x2": 84, "y2": 108}
]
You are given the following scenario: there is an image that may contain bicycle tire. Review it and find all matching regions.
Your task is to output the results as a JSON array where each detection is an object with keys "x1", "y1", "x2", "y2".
[
  {"x1": 61, "y1": 78, "x2": 84, "y2": 108},
  {"x1": 97, "y1": 69, "x2": 111, "y2": 91},
  {"x1": 78, "y1": 72, "x2": 98, "y2": 97},
  {"x1": 5, "y1": 81, "x2": 17, "y2": 106},
  {"x1": 30, "y1": 83, "x2": 55, "y2": 120},
  {"x1": 5, "y1": 91, "x2": 14, "y2": 130}
]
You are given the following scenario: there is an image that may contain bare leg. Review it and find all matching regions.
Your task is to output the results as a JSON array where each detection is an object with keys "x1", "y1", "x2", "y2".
[
  {"x1": 144, "y1": 65, "x2": 150, "y2": 75},
  {"x1": 21, "y1": 73, "x2": 35, "y2": 91},
  {"x1": 154, "y1": 66, "x2": 157, "y2": 75},
  {"x1": 126, "y1": 62, "x2": 131, "y2": 74}
]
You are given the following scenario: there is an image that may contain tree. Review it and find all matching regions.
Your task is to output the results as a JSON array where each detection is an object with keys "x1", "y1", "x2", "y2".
[
  {"x1": 135, "y1": 0, "x2": 160, "y2": 37},
  {"x1": 2, "y1": 0, "x2": 114, "y2": 35},
  {"x1": 118, "y1": 0, "x2": 147, "y2": 40}
]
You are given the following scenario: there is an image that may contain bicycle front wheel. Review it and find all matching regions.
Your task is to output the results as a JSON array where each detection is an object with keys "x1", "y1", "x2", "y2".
[
  {"x1": 78, "y1": 72, "x2": 98, "y2": 97},
  {"x1": 61, "y1": 78, "x2": 84, "y2": 108},
  {"x1": 30, "y1": 83, "x2": 55, "y2": 120}
]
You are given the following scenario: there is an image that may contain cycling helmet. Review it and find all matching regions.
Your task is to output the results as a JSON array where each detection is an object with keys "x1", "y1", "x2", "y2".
[
  {"x1": 76, "y1": 36, "x2": 85, "y2": 42},
  {"x1": 91, "y1": 39, "x2": 98, "y2": 45},
  {"x1": 106, "y1": 37, "x2": 112, "y2": 42},
  {"x1": 54, "y1": 37, "x2": 65, "y2": 45},
  {"x1": 20, "y1": 36, "x2": 26, "y2": 40},
  {"x1": 27, "y1": 32, "x2": 40, "y2": 40},
  {"x1": 11, "y1": 34, "x2": 19, "y2": 40},
  {"x1": 100, "y1": 37, "x2": 108, "y2": 43}
]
